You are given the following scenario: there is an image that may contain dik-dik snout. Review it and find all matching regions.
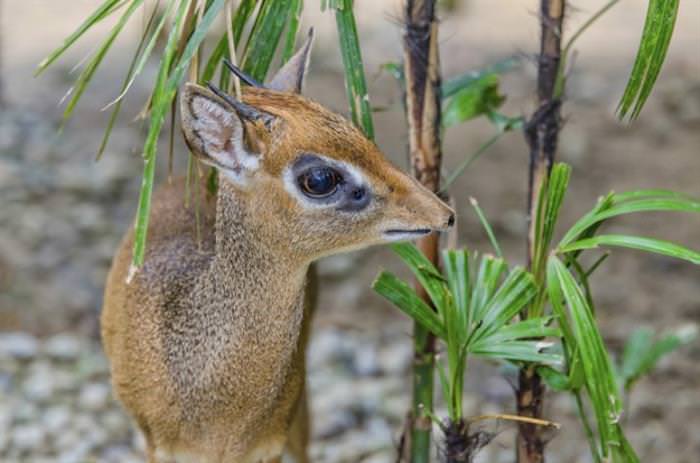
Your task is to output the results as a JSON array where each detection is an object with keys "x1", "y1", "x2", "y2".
[{"x1": 181, "y1": 83, "x2": 454, "y2": 263}]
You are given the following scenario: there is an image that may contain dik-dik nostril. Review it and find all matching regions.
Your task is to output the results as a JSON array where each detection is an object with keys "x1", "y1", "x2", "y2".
[{"x1": 447, "y1": 213, "x2": 455, "y2": 228}]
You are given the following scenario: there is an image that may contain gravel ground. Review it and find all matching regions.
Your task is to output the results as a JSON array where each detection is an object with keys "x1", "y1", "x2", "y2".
[
  {"x1": 1, "y1": 1, "x2": 700, "y2": 462},
  {"x1": 0, "y1": 329, "x2": 412, "y2": 463}
]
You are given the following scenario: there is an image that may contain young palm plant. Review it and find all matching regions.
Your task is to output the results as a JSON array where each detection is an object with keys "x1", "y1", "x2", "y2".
[
  {"x1": 527, "y1": 163, "x2": 700, "y2": 463},
  {"x1": 376, "y1": 162, "x2": 700, "y2": 462},
  {"x1": 373, "y1": 244, "x2": 562, "y2": 462}
]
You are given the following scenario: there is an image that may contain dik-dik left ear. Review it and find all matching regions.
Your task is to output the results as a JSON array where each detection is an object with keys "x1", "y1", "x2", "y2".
[
  {"x1": 180, "y1": 83, "x2": 271, "y2": 186},
  {"x1": 268, "y1": 28, "x2": 314, "y2": 94}
]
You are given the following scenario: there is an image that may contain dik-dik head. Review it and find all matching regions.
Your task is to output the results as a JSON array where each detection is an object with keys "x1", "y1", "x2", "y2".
[{"x1": 180, "y1": 31, "x2": 454, "y2": 263}]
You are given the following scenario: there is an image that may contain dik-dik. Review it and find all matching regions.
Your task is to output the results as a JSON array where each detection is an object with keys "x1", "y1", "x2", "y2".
[{"x1": 101, "y1": 32, "x2": 455, "y2": 463}]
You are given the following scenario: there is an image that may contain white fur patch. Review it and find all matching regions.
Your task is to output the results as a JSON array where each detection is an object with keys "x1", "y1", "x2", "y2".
[{"x1": 190, "y1": 96, "x2": 260, "y2": 185}]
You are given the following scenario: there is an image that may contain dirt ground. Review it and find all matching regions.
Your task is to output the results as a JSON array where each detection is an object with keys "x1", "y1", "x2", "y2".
[{"x1": 1, "y1": 1, "x2": 699, "y2": 462}]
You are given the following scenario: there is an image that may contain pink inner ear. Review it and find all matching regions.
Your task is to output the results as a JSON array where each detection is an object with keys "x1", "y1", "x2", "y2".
[
  {"x1": 191, "y1": 96, "x2": 239, "y2": 171},
  {"x1": 188, "y1": 94, "x2": 260, "y2": 181}
]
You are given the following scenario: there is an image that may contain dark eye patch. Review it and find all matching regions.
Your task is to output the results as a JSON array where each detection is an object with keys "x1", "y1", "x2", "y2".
[{"x1": 290, "y1": 154, "x2": 372, "y2": 211}]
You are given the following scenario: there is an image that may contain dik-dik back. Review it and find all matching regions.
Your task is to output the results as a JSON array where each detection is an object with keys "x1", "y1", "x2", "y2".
[{"x1": 101, "y1": 31, "x2": 454, "y2": 463}]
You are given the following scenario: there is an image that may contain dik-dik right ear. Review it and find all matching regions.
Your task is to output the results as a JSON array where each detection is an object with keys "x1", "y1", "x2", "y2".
[
  {"x1": 268, "y1": 28, "x2": 314, "y2": 94},
  {"x1": 180, "y1": 83, "x2": 270, "y2": 186}
]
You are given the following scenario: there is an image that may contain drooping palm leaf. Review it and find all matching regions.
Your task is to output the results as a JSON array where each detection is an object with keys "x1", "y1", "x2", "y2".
[
  {"x1": 617, "y1": 0, "x2": 680, "y2": 120},
  {"x1": 327, "y1": 0, "x2": 375, "y2": 139}
]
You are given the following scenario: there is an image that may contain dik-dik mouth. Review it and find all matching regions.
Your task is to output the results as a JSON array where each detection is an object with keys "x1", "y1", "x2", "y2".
[{"x1": 383, "y1": 228, "x2": 432, "y2": 238}]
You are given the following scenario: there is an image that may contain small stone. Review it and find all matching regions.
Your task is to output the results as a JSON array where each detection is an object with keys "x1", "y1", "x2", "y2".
[
  {"x1": 313, "y1": 408, "x2": 358, "y2": 439},
  {"x1": 378, "y1": 341, "x2": 414, "y2": 376},
  {"x1": 132, "y1": 430, "x2": 147, "y2": 453},
  {"x1": 0, "y1": 332, "x2": 39, "y2": 359},
  {"x1": 316, "y1": 254, "x2": 359, "y2": 278},
  {"x1": 11, "y1": 424, "x2": 46, "y2": 451},
  {"x1": 42, "y1": 405, "x2": 72, "y2": 435},
  {"x1": 54, "y1": 429, "x2": 80, "y2": 452},
  {"x1": 85, "y1": 425, "x2": 109, "y2": 448},
  {"x1": 23, "y1": 366, "x2": 55, "y2": 402},
  {"x1": 44, "y1": 334, "x2": 83, "y2": 360},
  {"x1": 307, "y1": 329, "x2": 354, "y2": 370},
  {"x1": 13, "y1": 400, "x2": 39, "y2": 422},
  {"x1": 353, "y1": 343, "x2": 380, "y2": 377},
  {"x1": 55, "y1": 441, "x2": 92, "y2": 463},
  {"x1": 101, "y1": 409, "x2": 130, "y2": 436},
  {"x1": 361, "y1": 450, "x2": 394, "y2": 463},
  {"x1": 100, "y1": 445, "x2": 140, "y2": 463},
  {"x1": 78, "y1": 383, "x2": 110, "y2": 411}
]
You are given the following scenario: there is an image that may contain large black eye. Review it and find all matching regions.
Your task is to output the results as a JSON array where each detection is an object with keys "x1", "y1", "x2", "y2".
[{"x1": 298, "y1": 167, "x2": 341, "y2": 198}]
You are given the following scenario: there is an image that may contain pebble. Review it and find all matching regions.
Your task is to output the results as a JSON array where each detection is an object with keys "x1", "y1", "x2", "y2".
[
  {"x1": 0, "y1": 332, "x2": 39, "y2": 360},
  {"x1": 353, "y1": 343, "x2": 381, "y2": 377},
  {"x1": 378, "y1": 341, "x2": 414, "y2": 376},
  {"x1": 23, "y1": 365, "x2": 55, "y2": 402},
  {"x1": 44, "y1": 334, "x2": 83, "y2": 360},
  {"x1": 11, "y1": 424, "x2": 45, "y2": 451},
  {"x1": 78, "y1": 383, "x2": 110, "y2": 411},
  {"x1": 42, "y1": 405, "x2": 72, "y2": 435}
]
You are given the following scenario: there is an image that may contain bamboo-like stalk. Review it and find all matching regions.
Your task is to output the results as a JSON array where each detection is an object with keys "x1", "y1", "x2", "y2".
[
  {"x1": 402, "y1": 1, "x2": 442, "y2": 461},
  {"x1": 517, "y1": 1, "x2": 566, "y2": 462}
]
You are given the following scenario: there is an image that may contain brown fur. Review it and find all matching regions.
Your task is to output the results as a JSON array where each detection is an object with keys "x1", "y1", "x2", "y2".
[{"x1": 102, "y1": 60, "x2": 454, "y2": 462}]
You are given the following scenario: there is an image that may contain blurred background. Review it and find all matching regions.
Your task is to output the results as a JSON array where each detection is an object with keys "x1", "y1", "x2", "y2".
[{"x1": 0, "y1": 0, "x2": 699, "y2": 462}]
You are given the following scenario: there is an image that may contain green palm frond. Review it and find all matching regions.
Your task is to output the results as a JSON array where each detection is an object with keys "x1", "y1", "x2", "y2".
[
  {"x1": 617, "y1": 0, "x2": 680, "y2": 120},
  {"x1": 373, "y1": 244, "x2": 561, "y2": 420}
]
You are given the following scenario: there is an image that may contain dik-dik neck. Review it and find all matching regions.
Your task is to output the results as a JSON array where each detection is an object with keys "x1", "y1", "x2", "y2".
[{"x1": 207, "y1": 182, "x2": 308, "y2": 333}]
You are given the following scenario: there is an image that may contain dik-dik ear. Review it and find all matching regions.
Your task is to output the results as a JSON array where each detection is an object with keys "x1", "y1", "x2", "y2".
[
  {"x1": 180, "y1": 83, "x2": 270, "y2": 186},
  {"x1": 268, "y1": 28, "x2": 314, "y2": 94}
]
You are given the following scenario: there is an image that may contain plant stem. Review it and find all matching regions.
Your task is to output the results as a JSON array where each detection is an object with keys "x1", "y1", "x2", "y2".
[
  {"x1": 517, "y1": 1, "x2": 566, "y2": 462},
  {"x1": 574, "y1": 391, "x2": 602, "y2": 463},
  {"x1": 444, "y1": 419, "x2": 469, "y2": 463},
  {"x1": 402, "y1": 1, "x2": 442, "y2": 461}
]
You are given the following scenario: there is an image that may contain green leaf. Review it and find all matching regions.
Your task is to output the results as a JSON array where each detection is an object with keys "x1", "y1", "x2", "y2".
[
  {"x1": 468, "y1": 255, "x2": 507, "y2": 330},
  {"x1": 201, "y1": 0, "x2": 256, "y2": 84},
  {"x1": 537, "y1": 365, "x2": 572, "y2": 392},
  {"x1": 531, "y1": 163, "x2": 571, "y2": 280},
  {"x1": 131, "y1": 0, "x2": 191, "y2": 271},
  {"x1": 470, "y1": 341, "x2": 562, "y2": 365},
  {"x1": 617, "y1": 0, "x2": 680, "y2": 120},
  {"x1": 560, "y1": 234, "x2": 700, "y2": 265},
  {"x1": 468, "y1": 198, "x2": 503, "y2": 259},
  {"x1": 35, "y1": 0, "x2": 127, "y2": 75},
  {"x1": 547, "y1": 256, "x2": 638, "y2": 461},
  {"x1": 332, "y1": 0, "x2": 375, "y2": 139},
  {"x1": 62, "y1": 0, "x2": 145, "y2": 122},
  {"x1": 442, "y1": 56, "x2": 520, "y2": 99},
  {"x1": 442, "y1": 73, "x2": 505, "y2": 128},
  {"x1": 560, "y1": 195, "x2": 700, "y2": 248},
  {"x1": 242, "y1": 0, "x2": 294, "y2": 82},
  {"x1": 97, "y1": 0, "x2": 166, "y2": 159},
  {"x1": 471, "y1": 266, "x2": 538, "y2": 342},
  {"x1": 484, "y1": 317, "x2": 560, "y2": 344},
  {"x1": 487, "y1": 111, "x2": 524, "y2": 132},
  {"x1": 390, "y1": 243, "x2": 448, "y2": 315},
  {"x1": 442, "y1": 249, "x2": 471, "y2": 343},
  {"x1": 620, "y1": 325, "x2": 697, "y2": 391},
  {"x1": 373, "y1": 271, "x2": 446, "y2": 339},
  {"x1": 381, "y1": 62, "x2": 404, "y2": 88},
  {"x1": 282, "y1": 0, "x2": 304, "y2": 62}
]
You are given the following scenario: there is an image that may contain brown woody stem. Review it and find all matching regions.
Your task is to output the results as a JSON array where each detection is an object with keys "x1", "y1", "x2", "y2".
[
  {"x1": 402, "y1": 1, "x2": 442, "y2": 461},
  {"x1": 518, "y1": 1, "x2": 566, "y2": 462}
]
